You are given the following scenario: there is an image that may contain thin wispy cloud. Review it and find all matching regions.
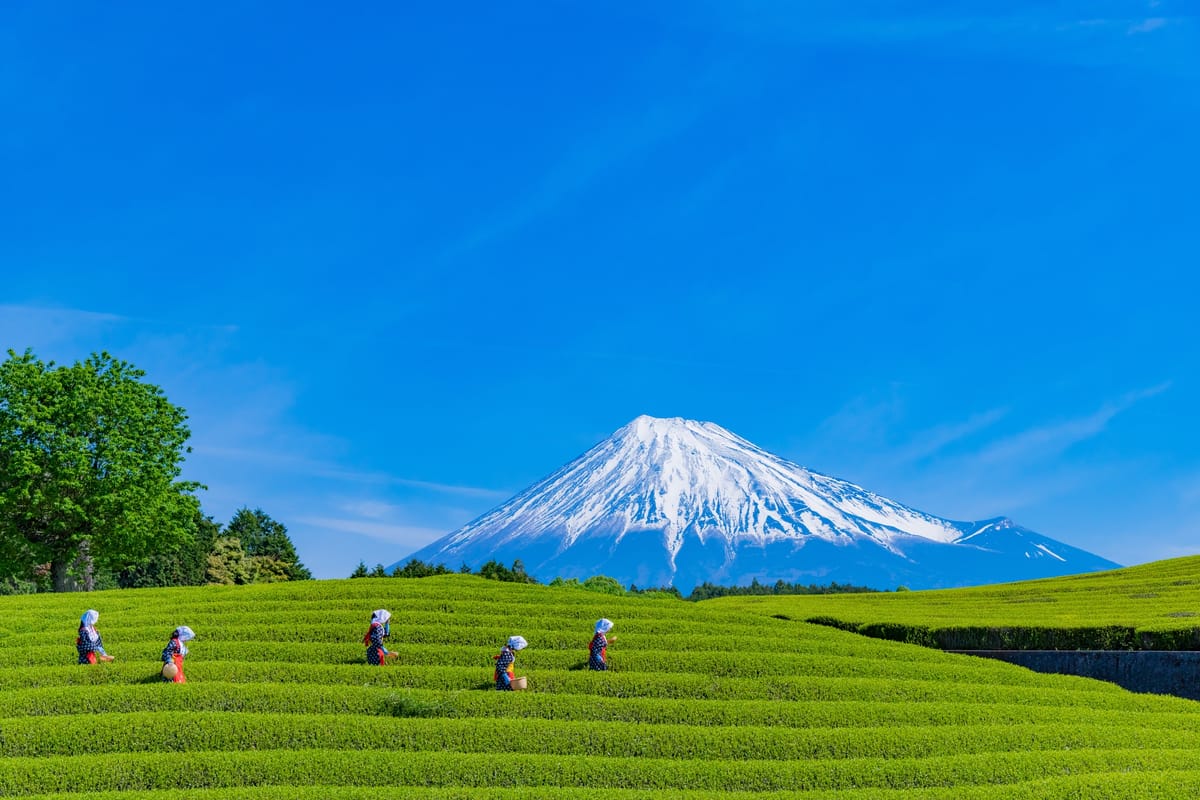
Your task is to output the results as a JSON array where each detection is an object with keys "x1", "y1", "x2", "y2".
[
  {"x1": 669, "y1": 5, "x2": 1197, "y2": 77},
  {"x1": 1176, "y1": 474, "x2": 1200, "y2": 507},
  {"x1": 0, "y1": 303, "x2": 126, "y2": 353},
  {"x1": 1128, "y1": 17, "x2": 1168, "y2": 34},
  {"x1": 974, "y1": 383, "x2": 1171, "y2": 467},
  {"x1": 799, "y1": 383, "x2": 1178, "y2": 544},
  {"x1": 295, "y1": 515, "x2": 449, "y2": 549},
  {"x1": 889, "y1": 407, "x2": 1010, "y2": 465},
  {"x1": 192, "y1": 445, "x2": 509, "y2": 499},
  {"x1": 338, "y1": 501, "x2": 406, "y2": 520},
  {"x1": 432, "y1": 55, "x2": 742, "y2": 270},
  {"x1": 0, "y1": 304, "x2": 240, "y2": 352},
  {"x1": 813, "y1": 388, "x2": 906, "y2": 449},
  {"x1": 906, "y1": 460, "x2": 1122, "y2": 521}
]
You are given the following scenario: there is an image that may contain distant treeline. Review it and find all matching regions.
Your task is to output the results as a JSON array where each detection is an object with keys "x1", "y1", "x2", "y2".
[
  {"x1": 353, "y1": 558, "x2": 880, "y2": 600},
  {"x1": 686, "y1": 578, "x2": 878, "y2": 601},
  {"x1": 351, "y1": 558, "x2": 536, "y2": 584}
]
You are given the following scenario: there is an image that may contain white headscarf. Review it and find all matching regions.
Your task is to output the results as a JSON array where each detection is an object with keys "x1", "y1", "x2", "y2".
[
  {"x1": 506, "y1": 635, "x2": 527, "y2": 651},
  {"x1": 80, "y1": 610, "x2": 100, "y2": 644},
  {"x1": 371, "y1": 609, "x2": 391, "y2": 626},
  {"x1": 595, "y1": 618, "x2": 614, "y2": 634},
  {"x1": 174, "y1": 626, "x2": 195, "y2": 656}
]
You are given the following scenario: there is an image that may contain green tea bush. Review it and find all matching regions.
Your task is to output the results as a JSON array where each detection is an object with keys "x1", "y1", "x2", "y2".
[
  {"x1": 2, "y1": 570, "x2": 1199, "y2": 797},
  {"x1": 720, "y1": 555, "x2": 1200, "y2": 652}
]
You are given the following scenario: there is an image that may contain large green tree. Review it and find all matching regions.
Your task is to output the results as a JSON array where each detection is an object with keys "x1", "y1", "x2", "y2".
[
  {"x1": 206, "y1": 535, "x2": 250, "y2": 585},
  {"x1": 118, "y1": 510, "x2": 220, "y2": 589},
  {"x1": 224, "y1": 507, "x2": 311, "y2": 581},
  {"x1": 0, "y1": 349, "x2": 201, "y2": 591}
]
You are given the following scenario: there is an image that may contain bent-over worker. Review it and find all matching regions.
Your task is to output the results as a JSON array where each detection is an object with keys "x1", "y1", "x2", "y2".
[
  {"x1": 161, "y1": 626, "x2": 195, "y2": 683},
  {"x1": 589, "y1": 618, "x2": 614, "y2": 671},
  {"x1": 494, "y1": 635, "x2": 527, "y2": 690},
  {"x1": 364, "y1": 609, "x2": 397, "y2": 665},
  {"x1": 76, "y1": 609, "x2": 114, "y2": 664}
]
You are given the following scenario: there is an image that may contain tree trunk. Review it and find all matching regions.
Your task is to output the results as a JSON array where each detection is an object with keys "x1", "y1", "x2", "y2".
[
  {"x1": 51, "y1": 558, "x2": 77, "y2": 592},
  {"x1": 78, "y1": 540, "x2": 95, "y2": 592}
]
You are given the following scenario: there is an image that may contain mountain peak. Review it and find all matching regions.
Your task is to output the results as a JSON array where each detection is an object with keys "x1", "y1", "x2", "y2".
[
  {"x1": 622, "y1": 414, "x2": 718, "y2": 441},
  {"x1": 400, "y1": 419, "x2": 1121, "y2": 591}
]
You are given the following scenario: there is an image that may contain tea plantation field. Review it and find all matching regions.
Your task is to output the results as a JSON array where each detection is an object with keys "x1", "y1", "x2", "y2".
[
  {"x1": 2, "y1": 573, "x2": 1200, "y2": 798},
  {"x1": 715, "y1": 555, "x2": 1200, "y2": 650}
]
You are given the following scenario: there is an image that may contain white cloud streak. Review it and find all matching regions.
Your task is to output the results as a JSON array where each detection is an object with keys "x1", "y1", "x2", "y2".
[
  {"x1": 973, "y1": 383, "x2": 1171, "y2": 467},
  {"x1": 191, "y1": 444, "x2": 508, "y2": 499},
  {"x1": 0, "y1": 303, "x2": 126, "y2": 353},
  {"x1": 889, "y1": 407, "x2": 1010, "y2": 465},
  {"x1": 1128, "y1": 17, "x2": 1168, "y2": 34},
  {"x1": 799, "y1": 382, "x2": 1176, "y2": 532},
  {"x1": 295, "y1": 516, "x2": 448, "y2": 549}
]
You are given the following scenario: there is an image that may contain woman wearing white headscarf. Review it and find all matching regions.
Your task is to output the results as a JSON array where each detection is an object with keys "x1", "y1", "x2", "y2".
[
  {"x1": 161, "y1": 626, "x2": 195, "y2": 683},
  {"x1": 76, "y1": 610, "x2": 114, "y2": 664},
  {"x1": 493, "y1": 635, "x2": 527, "y2": 690},
  {"x1": 589, "y1": 618, "x2": 615, "y2": 671},
  {"x1": 363, "y1": 609, "x2": 397, "y2": 666}
]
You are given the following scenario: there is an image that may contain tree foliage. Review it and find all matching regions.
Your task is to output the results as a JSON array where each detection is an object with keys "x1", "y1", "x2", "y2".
[
  {"x1": 375, "y1": 558, "x2": 536, "y2": 583},
  {"x1": 206, "y1": 536, "x2": 250, "y2": 585},
  {"x1": 118, "y1": 511, "x2": 220, "y2": 589},
  {"x1": 686, "y1": 578, "x2": 878, "y2": 601},
  {"x1": 581, "y1": 575, "x2": 626, "y2": 595},
  {"x1": 391, "y1": 558, "x2": 451, "y2": 578},
  {"x1": 224, "y1": 507, "x2": 311, "y2": 581},
  {"x1": 477, "y1": 559, "x2": 536, "y2": 583},
  {"x1": 0, "y1": 349, "x2": 201, "y2": 591}
]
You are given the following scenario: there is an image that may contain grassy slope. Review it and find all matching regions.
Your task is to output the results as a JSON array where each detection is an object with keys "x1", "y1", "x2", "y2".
[
  {"x1": 0, "y1": 573, "x2": 1198, "y2": 797},
  {"x1": 710, "y1": 555, "x2": 1200, "y2": 649}
]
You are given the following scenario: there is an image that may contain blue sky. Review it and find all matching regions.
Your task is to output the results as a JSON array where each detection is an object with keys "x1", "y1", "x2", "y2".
[{"x1": 3, "y1": 3, "x2": 1197, "y2": 579}]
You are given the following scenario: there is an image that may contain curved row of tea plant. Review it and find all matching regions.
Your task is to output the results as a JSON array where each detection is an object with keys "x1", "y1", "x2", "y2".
[
  {"x1": 4, "y1": 748, "x2": 1200, "y2": 794},
  {"x1": 714, "y1": 556, "x2": 1200, "y2": 650},
  {"x1": 13, "y1": 775, "x2": 1200, "y2": 800},
  {"x1": 1, "y1": 572, "x2": 1198, "y2": 796}
]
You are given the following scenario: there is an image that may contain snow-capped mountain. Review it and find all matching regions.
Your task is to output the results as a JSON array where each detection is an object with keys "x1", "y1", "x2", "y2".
[{"x1": 398, "y1": 415, "x2": 1120, "y2": 591}]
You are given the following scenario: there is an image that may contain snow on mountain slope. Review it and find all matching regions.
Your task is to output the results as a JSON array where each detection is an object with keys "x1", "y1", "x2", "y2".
[{"x1": 399, "y1": 416, "x2": 1121, "y2": 591}]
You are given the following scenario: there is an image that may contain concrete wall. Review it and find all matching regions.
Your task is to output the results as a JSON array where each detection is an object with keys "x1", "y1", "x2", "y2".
[{"x1": 953, "y1": 650, "x2": 1200, "y2": 701}]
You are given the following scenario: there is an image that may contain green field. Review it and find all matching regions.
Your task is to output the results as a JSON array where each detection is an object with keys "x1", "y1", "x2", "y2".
[
  {"x1": 713, "y1": 555, "x2": 1200, "y2": 650},
  {"x1": 2, "y1": 571, "x2": 1200, "y2": 798}
]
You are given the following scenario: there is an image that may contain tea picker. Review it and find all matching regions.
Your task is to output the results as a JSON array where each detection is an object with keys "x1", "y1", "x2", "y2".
[
  {"x1": 589, "y1": 618, "x2": 615, "y2": 671},
  {"x1": 76, "y1": 609, "x2": 115, "y2": 664},
  {"x1": 161, "y1": 626, "x2": 195, "y2": 683},
  {"x1": 364, "y1": 609, "x2": 398, "y2": 666},
  {"x1": 494, "y1": 635, "x2": 528, "y2": 690}
]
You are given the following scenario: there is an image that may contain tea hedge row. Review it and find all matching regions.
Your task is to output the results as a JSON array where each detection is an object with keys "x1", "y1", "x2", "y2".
[
  {"x1": 0, "y1": 579, "x2": 706, "y2": 619},
  {"x1": 3, "y1": 617, "x2": 912, "y2": 658},
  {"x1": 714, "y1": 555, "x2": 1200, "y2": 651},
  {"x1": 4, "y1": 747, "x2": 1200, "y2": 794},
  {"x1": 6, "y1": 683, "x2": 1197, "y2": 730},
  {"x1": 0, "y1": 661, "x2": 1140, "y2": 707},
  {"x1": 803, "y1": 619, "x2": 1200, "y2": 652},
  {"x1": 13, "y1": 771, "x2": 1200, "y2": 800},
  {"x1": 6, "y1": 712, "x2": 1200, "y2": 763},
  {"x1": 1, "y1": 609, "x2": 814, "y2": 645},
  {"x1": 0, "y1": 625, "x2": 904, "y2": 663},
  {"x1": 0, "y1": 641, "x2": 1098, "y2": 686}
]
